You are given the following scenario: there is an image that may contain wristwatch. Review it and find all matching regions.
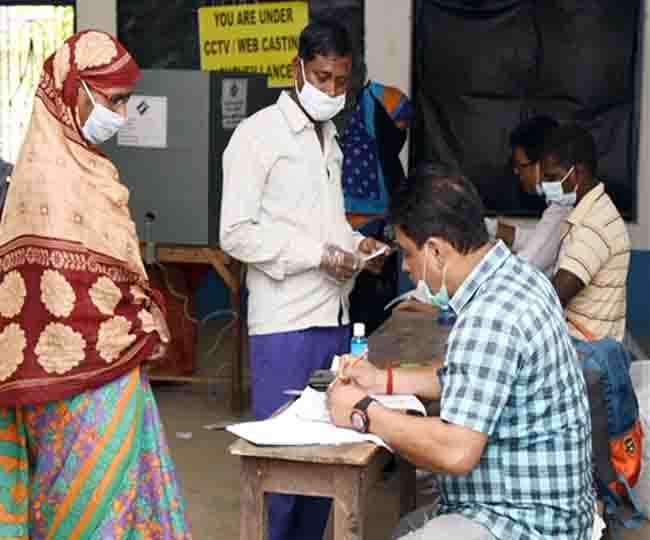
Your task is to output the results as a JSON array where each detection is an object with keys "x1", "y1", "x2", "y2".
[{"x1": 350, "y1": 396, "x2": 376, "y2": 433}]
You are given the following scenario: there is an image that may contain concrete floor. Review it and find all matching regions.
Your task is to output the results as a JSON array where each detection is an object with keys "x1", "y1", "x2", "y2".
[{"x1": 154, "y1": 323, "x2": 650, "y2": 539}]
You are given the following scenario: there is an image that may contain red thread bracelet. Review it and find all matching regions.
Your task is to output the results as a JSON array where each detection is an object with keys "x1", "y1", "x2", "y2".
[{"x1": 386, "y1": 367, "x2": 394, "y2": 395}]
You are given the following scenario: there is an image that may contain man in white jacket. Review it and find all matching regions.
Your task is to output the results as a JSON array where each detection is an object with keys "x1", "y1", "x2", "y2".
[
  {"x1": 485, "y1": 116, "x2": 569, "y2": 275},
  {"x1": 220, "y1": 20, "x2": 387, "y2": 540}
]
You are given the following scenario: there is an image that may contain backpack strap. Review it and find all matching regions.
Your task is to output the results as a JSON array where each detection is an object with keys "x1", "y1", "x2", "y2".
[
  {"x1": 616, "y1": 473, "x2": 648, "y2": 526},
  {"x1": 568, "y1": 318, "x2": 597, "y2": 342},
  {"x1": 599, "y1": 474, "x2": 647, "y2": 539}
]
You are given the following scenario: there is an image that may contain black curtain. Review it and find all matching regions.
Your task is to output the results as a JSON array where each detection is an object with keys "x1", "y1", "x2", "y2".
[{"x1": 413, "y1": 0, "x2": 641, "y2": 219}]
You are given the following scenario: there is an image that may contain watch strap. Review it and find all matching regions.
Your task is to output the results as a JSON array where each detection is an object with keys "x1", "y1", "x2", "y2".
[{"x1": 353, "y1": 396, "x2": 375, "y2": 413}]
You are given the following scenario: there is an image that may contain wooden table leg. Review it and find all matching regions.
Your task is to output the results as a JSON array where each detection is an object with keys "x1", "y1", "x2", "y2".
[
  {"x1": 230, "y1": 285, "x2": 244, "y2": 413},
  {"x1": 333, "y1": 466, "x2": 366, "y2": 540},
  {"x1": 240, "y1": 457, "x2": 267, "y2": 540},
  {"x1": 207, "y1": 253, "x2": 244, "y2": 414}
]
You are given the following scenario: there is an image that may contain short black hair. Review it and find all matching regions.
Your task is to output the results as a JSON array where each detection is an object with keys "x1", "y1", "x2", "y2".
[
  {"x1": 541, "y1": 124, "x2": 598, "y2": 176},
  {"x1": 390, "y1": 162, "x2": 489, "y2": 253},
  {"x1": 509, "y1": 115, "x2": 559, "y2": 163},
  {"x1": 298, "y1": 19, "x2": 352, "y2": 62}
]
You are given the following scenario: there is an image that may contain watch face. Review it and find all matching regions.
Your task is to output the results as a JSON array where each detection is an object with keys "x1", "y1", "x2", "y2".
[{"x1": 350, "y1": 410, "x2": 367, "y2": 433}]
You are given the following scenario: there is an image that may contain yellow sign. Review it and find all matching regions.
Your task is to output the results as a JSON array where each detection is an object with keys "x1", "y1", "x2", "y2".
[{"x1": 198, "y1": 2, "x2": 309, "y2": 88}]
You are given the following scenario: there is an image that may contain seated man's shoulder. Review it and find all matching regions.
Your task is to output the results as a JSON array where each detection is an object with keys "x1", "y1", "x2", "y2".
[
  {"x1": 474, "y1": 257, "x2": 559, "y2": 328},
  {"x1": 583, "y1": 188, "x2": 624, "y2": 227},
  {"x1": 470, "y1": 262, "x2": 548, "y2": 317},
  {"x1": 578, "y1": 193, "x2": 629, "y2": 250}
]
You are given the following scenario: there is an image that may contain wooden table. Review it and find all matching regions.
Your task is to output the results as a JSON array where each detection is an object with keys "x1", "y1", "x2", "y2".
[
  {"x1": 231, "y1": 440, "x2": 414, "y2": 540},
  {"x1": 142, "y1": 243, "x2": 246, "y2": 412},
  {"x1": 230, "y1": 309, "x2": 447, "y2": 540}
]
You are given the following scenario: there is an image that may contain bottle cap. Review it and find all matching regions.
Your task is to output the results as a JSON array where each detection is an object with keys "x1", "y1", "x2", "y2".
[
  {"x1": 437, "y1": 306, "x2": 456, "y2": 327},
  {"x1": 353, "y1": 323, "x2": 365, "y2": 337}
]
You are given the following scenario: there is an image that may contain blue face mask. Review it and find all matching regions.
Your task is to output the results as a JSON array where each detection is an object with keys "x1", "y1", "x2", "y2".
[
  {"x1": 417, "y1": 247, "x2": 450, "y2": 309},
  {"x1": 541, "y1": 165, "x2": 577, "y2": 207},
  {"x1": 383, "y1": 245, "x2": 450, "y2": 311}
]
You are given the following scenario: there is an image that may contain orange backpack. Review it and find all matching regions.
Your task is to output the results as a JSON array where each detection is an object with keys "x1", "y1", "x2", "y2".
[{"x1": 570, "y1": 321, "x2": 647, "y2": 532}]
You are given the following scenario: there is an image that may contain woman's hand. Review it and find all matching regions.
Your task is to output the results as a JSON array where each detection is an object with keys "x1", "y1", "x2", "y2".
[{"x1": 148, "y1": 343, "x2": 167, "y2": 362}]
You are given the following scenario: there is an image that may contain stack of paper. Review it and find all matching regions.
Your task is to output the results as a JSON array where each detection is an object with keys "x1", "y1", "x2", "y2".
[{"x1": 227, "y1": 387, "x2": 425, "y2": 450}]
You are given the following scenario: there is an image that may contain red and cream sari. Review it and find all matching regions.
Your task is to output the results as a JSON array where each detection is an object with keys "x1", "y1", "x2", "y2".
[{"x1": 0, "y1": 30, "x2": 169, "y2": 406}]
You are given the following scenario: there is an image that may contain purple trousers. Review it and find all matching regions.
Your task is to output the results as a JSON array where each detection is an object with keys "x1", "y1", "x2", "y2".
[{"x1": 250, "y1": 325, "x2": 352, "y2": 540}]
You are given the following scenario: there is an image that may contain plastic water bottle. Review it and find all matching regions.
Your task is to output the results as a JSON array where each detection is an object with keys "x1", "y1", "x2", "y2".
[
  {"x1": 437, "y1": 306, "x2": 457, "y2": 328},
  {"x1": 350, "y1": 323, "x2": 368, "y2": 358}
]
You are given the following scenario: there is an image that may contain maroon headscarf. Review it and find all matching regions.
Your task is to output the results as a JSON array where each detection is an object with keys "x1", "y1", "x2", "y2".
[
  {"x1": 39, "y1": 30, "x2": 141, "y2": 148},
  {"x1": 0, "y1": 32, "x2": 169, "y2": 406}
]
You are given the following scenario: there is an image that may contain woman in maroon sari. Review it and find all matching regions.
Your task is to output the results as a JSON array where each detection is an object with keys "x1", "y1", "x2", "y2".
[{"x1": 0, "y1": 30, "x2": 191, "y2": 539}]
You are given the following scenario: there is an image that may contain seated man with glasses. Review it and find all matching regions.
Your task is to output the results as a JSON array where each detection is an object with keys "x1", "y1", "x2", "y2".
[
  {"x1": 485, "y1": 116, "x2": 569, "y2": 274},
  {"x1": 539, "y1": 124, "x2": 630, "y2": 341}
]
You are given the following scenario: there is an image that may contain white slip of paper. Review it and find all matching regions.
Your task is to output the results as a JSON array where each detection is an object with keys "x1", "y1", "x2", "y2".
[
  {"x1": 592, "y1": 509, "x2": 606, "y2": 540},
  {"x1": 362, "y1": 246, "x2": 388, "y2": 263}
]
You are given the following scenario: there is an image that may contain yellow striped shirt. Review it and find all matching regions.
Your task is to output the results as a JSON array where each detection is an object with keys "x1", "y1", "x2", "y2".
[{"x1": 556, "y1": 183, "x2": 630, "y2": 341}]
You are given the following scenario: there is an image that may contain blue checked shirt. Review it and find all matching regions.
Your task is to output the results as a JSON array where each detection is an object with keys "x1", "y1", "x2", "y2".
[{"x1": 436, "y1": 241, "x2": 594, "y2": 540}]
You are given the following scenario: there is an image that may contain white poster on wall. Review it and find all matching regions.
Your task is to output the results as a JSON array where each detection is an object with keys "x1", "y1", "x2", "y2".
[
  {"x1": 118, "y1": 95, "x2": 168, "y2": 148},
  {"x1": 221, "y1": 79, "x2": 248, "y2": 130}
]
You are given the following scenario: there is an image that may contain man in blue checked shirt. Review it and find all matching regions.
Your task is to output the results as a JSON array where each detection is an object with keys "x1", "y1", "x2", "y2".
[{"x1": 327, "y1": 164, "x2": 594, "y2": 539}]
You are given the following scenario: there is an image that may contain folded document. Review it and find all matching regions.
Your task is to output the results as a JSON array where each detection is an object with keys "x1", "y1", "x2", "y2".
[{"x1": 227, "y1": 387, "x2": 425, "y2": 450}]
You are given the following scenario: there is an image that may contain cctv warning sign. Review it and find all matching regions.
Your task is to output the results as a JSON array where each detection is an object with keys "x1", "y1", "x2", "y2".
[{"x1": 198, "y1": 2, "x2": 309, "y2": 88}]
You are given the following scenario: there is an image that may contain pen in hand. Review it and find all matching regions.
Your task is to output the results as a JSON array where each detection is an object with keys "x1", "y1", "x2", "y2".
[{"x1": 336, "y1": 354, "x2": 366, "y2": 385}]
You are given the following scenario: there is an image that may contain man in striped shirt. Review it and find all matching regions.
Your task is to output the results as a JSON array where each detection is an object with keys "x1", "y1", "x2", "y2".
[{"x1": 540, "y1": 125, "x2": 630, "y2": 340}]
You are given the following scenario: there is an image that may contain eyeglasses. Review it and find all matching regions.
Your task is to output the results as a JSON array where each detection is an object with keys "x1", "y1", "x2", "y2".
[{"x1": 542, "y1": 165, "x2": 575, "y2": 184}]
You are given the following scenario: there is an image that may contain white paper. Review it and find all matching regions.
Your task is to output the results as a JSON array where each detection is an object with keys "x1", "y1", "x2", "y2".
[
  {"x1": 292, "y1": 388, "x2": 426, "y2": 423},
  {"x1": 291, "y1": 387, "x2": 332, "y2": 423},
  {"x1": 227, "y1": 390, "x2": 388, "y2": 449},
  {"x1": 362, "y1": 246, "x2": 389, "y2": 263},
  {"x1": 592, "y1": 509, "x2": 606, "y2": 540},
  {"x1": 330, "y1": 355, "x2": 341, "y2": 373},
  {"x1": 227, "y1": 387, "x2": 426, "y2": 449},
  {"x1": 118, "y1": 95, "x2": 167, "y2": 148},
  {"x1": 221, "y1": 78, "x2": 248, "y2": 130},
  {"x1": 228, "y1": 411, "x2": 388, "y2": 448}
]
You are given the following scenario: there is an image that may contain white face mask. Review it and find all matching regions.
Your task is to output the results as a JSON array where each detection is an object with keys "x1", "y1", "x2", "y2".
[
  {"x1": 295, "y1": 58, "x2": 346, "y2": 122},
  {"x1": 80, "y1": 80, "x2": 126, "y2": 145},
  {"x1": 541, "y1": 165, "x2": 577, "y2": 207}
]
